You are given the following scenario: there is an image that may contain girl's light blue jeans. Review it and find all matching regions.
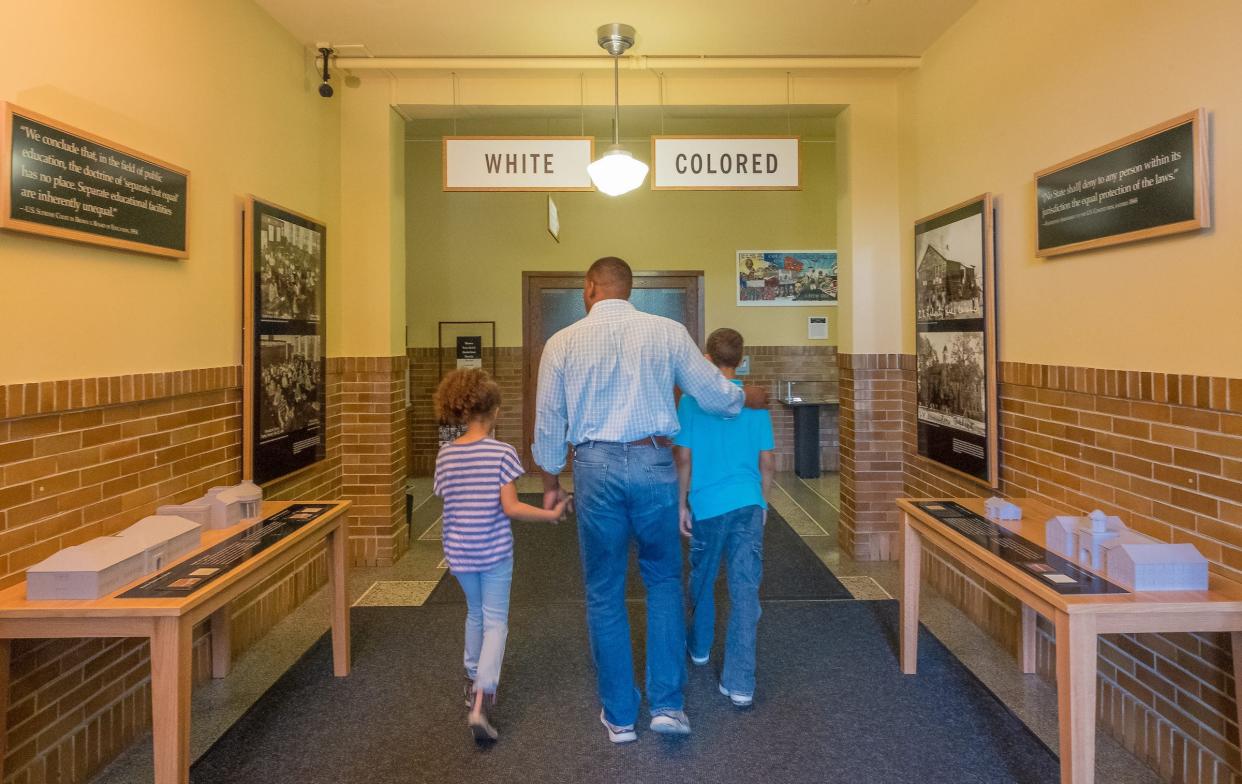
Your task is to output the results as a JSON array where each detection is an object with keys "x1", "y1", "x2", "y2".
[{"x1": 454, "y1": 557, "x2": 513, "y2": 694}]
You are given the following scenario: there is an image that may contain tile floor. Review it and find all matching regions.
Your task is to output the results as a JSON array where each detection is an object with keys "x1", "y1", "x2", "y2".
[{"x1": 89, "y1": 472, "x2": 1160, "y2": 784}]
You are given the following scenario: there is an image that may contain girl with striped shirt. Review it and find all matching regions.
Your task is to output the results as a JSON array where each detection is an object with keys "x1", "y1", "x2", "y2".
[{"x1": 433, "y1": 369, "x2": 567, "y2": 743}]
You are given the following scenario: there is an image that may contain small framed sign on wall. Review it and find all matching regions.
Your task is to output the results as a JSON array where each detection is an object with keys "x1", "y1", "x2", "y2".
[
  {"x1": 243, "y1": 197, "x2": 328, "y2": 485},
  {"x1": 1034, "y1": 109, "x2": 1210, "y2": 257}
]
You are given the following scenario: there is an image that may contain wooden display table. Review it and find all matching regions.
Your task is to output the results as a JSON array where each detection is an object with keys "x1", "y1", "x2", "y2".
[
  {"x1": 898, "y1": 497, "x2": 1242, "y2": 784},
  {"x1": 0, "y1": 499, "x2": 352, "y2": 784}
]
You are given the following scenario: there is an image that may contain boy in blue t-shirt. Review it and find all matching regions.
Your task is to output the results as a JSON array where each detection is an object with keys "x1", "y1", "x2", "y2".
[{"x1": 674, "y1": 328, "x2": 774, "y2": 707}]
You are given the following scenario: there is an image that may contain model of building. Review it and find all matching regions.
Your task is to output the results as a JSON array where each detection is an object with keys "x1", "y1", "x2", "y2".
[
  {"x1": 116, "y1": 515, "x2": 202, "y2": 573},
  {"x1": 984, "y1": 497, "x2": 1022, "y2": 521},
  {"x1": 1045, "y1": 510, "x2": 1208, "y2": 591},
  {"x1": 27, "y1": 514, "x2": 203, "y2": 600},
  {"x1": 27, "y1": 537, "x2": 149, "y2": 600},
  {"x1": 158, "y1": 480, "x2": 263, "y2": 530}
]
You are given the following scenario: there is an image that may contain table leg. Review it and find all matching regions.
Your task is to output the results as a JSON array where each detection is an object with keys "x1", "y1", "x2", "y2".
[
  {"x1": 1021, "y1": 604, "x2": 1038, "y2": 674},
  {"x1": 900, "y1": 513, "x2": 921, "y2": 675},
  {"x1": 1230, "y1": 633, "x2": 1242, "y2": 741},
  {"x1": 0, "y1": 639, "x2": 10, "y2": 784},
  {"x1": 150, "y1": 616, "x2": 191, "y2": 784},
  {"x1": 328, "y1": 523, "x2": 351, "y2": 677},
  {"x1": 210, "y1": 606, "x2": 232, "y2": 679},
  {"x1": 1055, "y1": 612, "x2": 1097, "y2": 784}
]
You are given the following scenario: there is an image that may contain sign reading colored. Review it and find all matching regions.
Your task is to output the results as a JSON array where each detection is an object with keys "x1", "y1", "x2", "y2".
[
  {"x1": 652, "y1": 137, "x2": 799, "y2": 190},
  {"x1": 1035, "y1": 110, "x2": 1209, "y2": 257},
  {"x1": 1, "y1": 103, "x2": 189, "y2": 258},
  {"x1": 443, "y1": 136, "x2": 594, "y2": 191}
]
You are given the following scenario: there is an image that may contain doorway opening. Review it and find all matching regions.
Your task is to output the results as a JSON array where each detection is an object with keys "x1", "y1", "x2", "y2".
[{"x1": 520, "y1": 270, "x2": 704, "y2": 472}]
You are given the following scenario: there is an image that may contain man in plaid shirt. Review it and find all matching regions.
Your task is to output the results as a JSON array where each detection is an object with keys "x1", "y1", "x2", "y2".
[{"x1": 533, "y1": 257, "x2": 769, "y2": 743}]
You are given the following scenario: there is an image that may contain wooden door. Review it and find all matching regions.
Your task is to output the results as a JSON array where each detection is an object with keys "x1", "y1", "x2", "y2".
[{"x1": 521, "y1": 271, "x2": 705, "y2": 472}]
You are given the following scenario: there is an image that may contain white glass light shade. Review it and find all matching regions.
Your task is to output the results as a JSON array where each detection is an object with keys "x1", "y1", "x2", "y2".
[{"x1": 587, "y1": 147, "x2": 649, "y2": 196}]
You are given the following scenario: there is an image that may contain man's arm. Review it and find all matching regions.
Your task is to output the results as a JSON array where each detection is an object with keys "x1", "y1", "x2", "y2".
[
  {"x1": 675, "y1": 445, "x2": 693, "y2": 537},
  {"x1": 670, "y1": 327, "x2": 766, "y2": 416},
  {"x1": 532, "y1": 339, "x2": 571, "y2": 509}
]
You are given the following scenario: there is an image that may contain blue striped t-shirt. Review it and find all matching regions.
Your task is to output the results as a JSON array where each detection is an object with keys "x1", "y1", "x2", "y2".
[{"x1": 433, "y1": 438, "x2": 524, "y2": 573}]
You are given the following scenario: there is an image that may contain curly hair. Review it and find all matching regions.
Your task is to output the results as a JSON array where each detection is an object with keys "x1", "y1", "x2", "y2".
[{"x1": 434, "y1": 368, "x2": 502, "y2": 424}]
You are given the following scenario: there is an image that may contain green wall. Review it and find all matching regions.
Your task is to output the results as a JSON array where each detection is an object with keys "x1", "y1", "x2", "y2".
[{"x1": 405, "y1": 136, "x2": 836, "y2": 347}]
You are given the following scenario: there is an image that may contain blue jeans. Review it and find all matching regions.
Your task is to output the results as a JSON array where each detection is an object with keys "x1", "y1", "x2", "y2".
[
  {"x1": 573, "y1": 441, "x2": 685, "y2": 726},
  {"x1": 687, "y1": 505, "x2": 764, "y2": 696},
  {"x1": 454, "y1": 557, "x2": 513, "y2": 694}
]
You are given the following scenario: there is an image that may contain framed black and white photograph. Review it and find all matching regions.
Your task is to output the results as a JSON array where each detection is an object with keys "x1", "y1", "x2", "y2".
[
  {"x1": 914, "y1": 194, "x2": 997, "y2": 487},
  {"x1": 244, "y1": 197, "x2": 327, "y2": 484}
]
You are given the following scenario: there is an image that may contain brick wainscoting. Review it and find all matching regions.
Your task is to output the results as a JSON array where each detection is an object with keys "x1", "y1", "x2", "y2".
[
  {"x1": 338, "y1": 356, "x2": 409, "y2": 567},
  {"x1": 901, "y1": 360, "x2": 1242, "y2": 784},
  {"x1": 0, "y1": 357, "x2": 405, "y2": 784},
  {"x1": 406, "y1": 345, "x2": 839, "y2": 476},
  {"x1": 839, "y1": 354, "x2": 912, "y2": 561}
]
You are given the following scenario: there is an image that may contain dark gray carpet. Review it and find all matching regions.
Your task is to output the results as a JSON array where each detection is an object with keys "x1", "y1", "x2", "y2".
[
  {"x1": 191, "y1": 601, "x2": 1058, "y2": 784},
  {"x1": 426, "y1": 495, "x2": 851, "y2": 604}
]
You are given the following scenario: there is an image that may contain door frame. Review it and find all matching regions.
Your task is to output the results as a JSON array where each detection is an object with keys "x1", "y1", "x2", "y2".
[{"x1": 521, "y1": 270, "x2": 705, "y2": 472}]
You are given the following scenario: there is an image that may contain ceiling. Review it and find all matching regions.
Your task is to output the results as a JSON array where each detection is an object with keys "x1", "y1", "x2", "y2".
[{"x1": 256, "y1": 0, "x2": 978, "y2": 58}]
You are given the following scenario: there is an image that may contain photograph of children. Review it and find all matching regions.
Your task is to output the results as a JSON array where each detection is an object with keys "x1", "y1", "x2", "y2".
[
  {"x1": 915, "y1": 212, "x2": 983, "y2": 322},
  {"x1": 258, "y1": 334, "x2": 323, "y2": 442},
  {"x1": 259, "y1": 214, "x2": 322, "y2": 323},
  {"x1": 916, "y1": 330, "x2": 986, "y2": 437},
  {"x1": 736, "y1": 250, "x2": 838, "y2": 306}
]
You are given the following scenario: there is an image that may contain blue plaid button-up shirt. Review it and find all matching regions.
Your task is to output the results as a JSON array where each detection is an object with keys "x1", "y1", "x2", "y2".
[{"x1": 532, "y1": 299, "x2": 744, "y2": 474}]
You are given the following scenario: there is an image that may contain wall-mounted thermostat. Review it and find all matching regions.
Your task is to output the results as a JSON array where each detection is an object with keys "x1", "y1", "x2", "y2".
[{"x1": 808, "y1": 316, "x2": 829, "y2": 340}]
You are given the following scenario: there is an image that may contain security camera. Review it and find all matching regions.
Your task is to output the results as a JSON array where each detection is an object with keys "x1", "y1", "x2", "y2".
[{"x1": 317, "y1": 46, "x2": 334, "y2": 99}]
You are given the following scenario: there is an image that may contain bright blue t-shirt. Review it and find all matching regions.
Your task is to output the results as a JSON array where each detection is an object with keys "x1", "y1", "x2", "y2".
[{"x1": 674, "y1": 379, "x2": 775, "y2": 521}]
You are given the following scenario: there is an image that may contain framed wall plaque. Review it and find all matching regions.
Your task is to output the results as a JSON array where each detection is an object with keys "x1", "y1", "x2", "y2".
[
  {"x1": 914, "y1": 194, "x2": 998, "y2": 487},
  {"x1": 1035, "y1": 109, "x2": 1209, "y2": 257},
  {"x1": 1, "y1": 102, "x2": 189, "y2": 258},
  {"x1": 243, "y1": 197, "x2": 327, "y2": 484}
]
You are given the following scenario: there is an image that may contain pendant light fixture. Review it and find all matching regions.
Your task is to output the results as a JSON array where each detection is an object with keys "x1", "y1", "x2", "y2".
[{"x1": 587, "y1": 23, "x2": 648, "y2": 196}]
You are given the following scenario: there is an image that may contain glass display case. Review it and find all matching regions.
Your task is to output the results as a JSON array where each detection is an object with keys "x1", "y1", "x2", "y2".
[{"x1": 780, "y1": 379, "x2": 839, "y2": 406}]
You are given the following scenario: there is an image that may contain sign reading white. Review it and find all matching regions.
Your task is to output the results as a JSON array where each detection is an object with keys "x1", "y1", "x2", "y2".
[
  {"x1": 652, "y1": 137, "x2": 799, "y2": 190},
  {"x1": 443, "y1": 137, "x2": 594, "y2": 191}
]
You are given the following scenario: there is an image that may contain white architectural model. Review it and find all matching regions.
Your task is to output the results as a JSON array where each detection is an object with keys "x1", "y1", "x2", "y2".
[
  {"x1": 1045, "y1": 510, "x2": 1208, "y2": 591},
  {"x1": 984, "y1": 497, "x2": 1022, "y2": 521},
  {"x1": 28, "y1": 537, "x2": 148, "y2": 600},
  {"x1": 27, "y1": 514, "x2": 203, "y2": 600},
  {"x1": 158, "y1": 480, "x2": 263, "y2": 530},
  {"x1": 116, "y1": 515, "x2": 201, "y2": 572}
]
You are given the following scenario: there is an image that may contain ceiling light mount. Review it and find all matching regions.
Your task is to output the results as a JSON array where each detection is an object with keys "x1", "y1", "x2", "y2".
[{"x1": 596, "y1": 23, "x2": 636, "y2": 57}]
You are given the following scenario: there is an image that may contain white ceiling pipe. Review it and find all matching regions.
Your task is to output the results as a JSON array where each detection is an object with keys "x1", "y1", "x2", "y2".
[{"x1": 325, "y1": 55, "x2": 921, "y2": 71}]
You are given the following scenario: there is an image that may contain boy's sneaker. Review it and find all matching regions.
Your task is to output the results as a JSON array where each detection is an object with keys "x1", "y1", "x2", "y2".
[
  {"x1": 649, "y1": 709, "x2": 692, "y2": 735},
  {"x1": 688, "y1": 649, "x2": 709, "y2": 666},
  {"x1": 719, "y1": 682, "x2": 754, "y2": 708},
  {"x1": 600, "y1": 710, "x2": 638, "y2": 744}
]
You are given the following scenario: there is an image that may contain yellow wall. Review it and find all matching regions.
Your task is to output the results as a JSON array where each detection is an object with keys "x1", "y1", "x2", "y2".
[
  {"x1": 0, "y1": 0, "x2": 341, "y2": 383},
  {"x1": 900, "y1": 0, "x2": 1242, "y2": 375},
  {"x1": 405, "y1": 136, "x2": 837, "y2": 347}
]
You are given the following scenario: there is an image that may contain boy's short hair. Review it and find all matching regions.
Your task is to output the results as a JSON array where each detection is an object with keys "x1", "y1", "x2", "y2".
[
  {"x1": 434, "y1": 368, "x2": 502, "y2": 424},
  {"x1": 705, "y1": 328, "x2": 745, "y2": 369}
]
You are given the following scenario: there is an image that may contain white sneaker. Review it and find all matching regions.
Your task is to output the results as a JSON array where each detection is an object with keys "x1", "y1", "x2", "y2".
[
  {"x1": 649, "y1": 709, "x2": 692, "y2": 735},
  {"x1": 689, "y1": 652, "x2": 709, "y2": 666},
  {"x1": 600, "y1": 709, "x2": 638, "y2": 744},
  {"x1": 719, "y1": 682, "x2": 753, "y2": 708}
]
